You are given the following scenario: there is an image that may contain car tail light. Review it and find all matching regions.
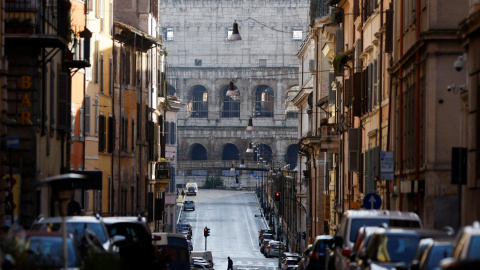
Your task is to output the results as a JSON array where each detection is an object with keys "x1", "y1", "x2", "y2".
[
  {"x1": 342, "y1": 247, "x2": 351, "y2": 257},
  {"x1": 311, "y1": 252, "x2": 319, "y2": 260}
]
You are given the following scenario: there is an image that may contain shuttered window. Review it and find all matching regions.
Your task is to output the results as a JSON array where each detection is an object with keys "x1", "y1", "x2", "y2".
[
  {"x1": 57, "y1": 72, "x2": 70, "y2": 131},
  {"x1": 99, "y1": 115, "x2": 106, "y2": 152},
  {"x1": 108, "y1": 116, "x2": 114, "y2": 153},
  {"x1": 85, "y1": 96, "x2": 91, "y2": 135}
]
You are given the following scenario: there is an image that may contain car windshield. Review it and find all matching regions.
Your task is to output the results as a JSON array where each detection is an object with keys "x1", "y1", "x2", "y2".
[
  {"x1": 467, "y1": 236, "x2": 480, "y2": 259},
  {"x1": 350, "y1": 219, "x2": 421, "y2": 242},
  {"x1": 26, "y1": 236, "x2": 78, "y2": 267},
  {"x1": 32, "y1": 222, "x2": 108, "y2": 244},
  {"x1": 373, "y1": 235, "x2": 420, "y2": 263},
  {"x1": 263, "y1": 234, "x2": 274, "y2": 239},
  {"x1": 286, "y1": 259, "x2": 297, "y2": 265}
]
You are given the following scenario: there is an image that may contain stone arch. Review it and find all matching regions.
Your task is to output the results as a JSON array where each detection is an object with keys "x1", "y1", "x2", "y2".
[
  {"x1": 222, "y1": 143, "x2": 240, "y2": 160},
  {"x1": 188, "y1": 143, "x2": 208, "y2": 160},
  {"x1": 168, "y1": 85, "x2": 176, "y2": 96},
  {"x1": 254, "y1": 144, "x2": 273, "y2": 163},
  {"x1": 220, "y1": 83, "x2": 240, "y2": 118},
  {"x1": 253, "y1": 84, "x2": 274, "y2": 118},
  {"x1": 285, "y1": 144, "x2": 298, "y2": 170},
  {"x1": 187, "y1": 85, "x2": 208, "y2": 118}
]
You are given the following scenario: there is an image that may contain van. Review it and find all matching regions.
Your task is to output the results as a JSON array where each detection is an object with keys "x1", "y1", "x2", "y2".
[
  {"x1": 190, "y1": 250, "x2": 213, "y2": 267},
  {"x1": 186, "y1": 183, "x2": 198, "y2": 195},
  {"x1": 331, "y1": 210, "x2": 422, "y2": 270}
]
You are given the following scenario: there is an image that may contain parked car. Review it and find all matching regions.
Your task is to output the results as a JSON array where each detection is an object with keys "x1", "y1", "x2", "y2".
[
  {"x1": 280, "y1": 252, "x2": 301, "y2": 269},
  {"x1": 102, "y1": 216, "x2": 156, "y2": 269},
  {"x1": 440, "y1": 221, "x2": 480, "y2": 270},
  {"x1": 260, "y1": 239, "x2": 273, "y2": 254},
  {"x1": 305, "y1": 235, "x2": 333, "y2": 270},
  {"x1": 184, "y1": 200, "x2": 195, "y2": 211},
  {"x1": 187, "y1": 240, "x2": 193, "y2": 251},
  {"x1": 259, "y1": 233, "x2": 274, "y2": 246},
  {"x1": 355, "y1": 227, "x2": 452, "y2": 270},
  {"x1": 298, "y1": 245, "x2": 313, "y2": 270},
  {"x1": 332, "y1": 210, "x2": 422, "y2": 270},
  {"x1": 347, "y1": 226, "x2": 386, "y2": 270},
  {"x1": 410, "y1": 238, "x2": 453, "y2": 270},
  {"x1": 265, "y1": 240, "x2": 285, "y2": 258},
  {"x1": 281, "y1": 256, "x2": 301, "y2": 270},
  {"x1": 259, "y1": 228, "x2": 273, "y2": 240},
  {"x1": 31, "y1": 215, "x2": 115, "y2": 254},
  {"x1": 190, "y1": 251, "x2": 214, "y2": 268},
  {"x1": 23, "y1": 231, "x2": 82, "y2": 269}
]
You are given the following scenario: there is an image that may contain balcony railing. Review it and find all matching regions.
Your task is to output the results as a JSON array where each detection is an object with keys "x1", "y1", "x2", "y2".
[{"x1": 5, "y1": 0, "x2": 70, "y2": 47}]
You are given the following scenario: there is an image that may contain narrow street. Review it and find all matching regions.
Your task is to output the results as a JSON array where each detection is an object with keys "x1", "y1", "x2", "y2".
[{"x1": 180, "y1": 189, "x2": 281, "y2": 270}]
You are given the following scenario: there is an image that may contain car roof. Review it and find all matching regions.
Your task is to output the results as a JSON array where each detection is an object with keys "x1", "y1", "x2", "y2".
[
  {"x1": 102, "y1": 216, "x2": 146, "y2": 223},
  {"x1": 35, "y1": 215, "x2": 103, "y2": 223},
  {"x1": 344, "y1": 210, "x2": 421, "y2": 220},
  {"x1": 314, "y1": 235, "x2": 334, "y2": 240}
]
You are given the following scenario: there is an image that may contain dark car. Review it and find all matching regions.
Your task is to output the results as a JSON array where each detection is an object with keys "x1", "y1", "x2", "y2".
[
  {"x1": 23, "y1": 231, "x2": 81, "y2": 269},
  {"x1": 411, "y1": 238, "x2": 453, "y2": 270},
  {"x1": 184, "y1": 200, "x2": 195, "y2": 211},
  {"x1": 356, "y1": 228, "x2": 453, "y2": 270},
  {"x1": 305, "y1": 235, "x2": 333, "y2": 270},
  {"x1": 31, "y1": 215, "x2": 114, "y2": 253},
  {"x1": 102, "y1": 216, "x2": 156, "y2": 269}
]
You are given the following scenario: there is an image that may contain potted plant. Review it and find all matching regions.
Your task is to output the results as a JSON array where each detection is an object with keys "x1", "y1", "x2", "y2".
[{"x1": 333, "y1": 49, "x2": 353, "y2": 74}]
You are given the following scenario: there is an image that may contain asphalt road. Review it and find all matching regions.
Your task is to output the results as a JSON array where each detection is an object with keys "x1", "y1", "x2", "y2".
[{"x1": 180, "y1": 189, "x2": 281, "y2": 270}]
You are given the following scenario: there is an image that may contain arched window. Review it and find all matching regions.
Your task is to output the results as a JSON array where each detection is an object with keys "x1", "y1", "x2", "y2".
[
  {"x1": 254, "y1": 85, "x2": 274, "y2": 117},
  {"x1": 222, "y1": 143, "x2": 240, "y2": 160},
  {"x1": 190, "y1": 144, "x2": 207, "y2": 160},
  {"x1": 254, "y1": 144, "x2": 272, "y2": 163},
  {"x1": 189, "y1": 85, "x2": 208, "y2": 118},
  {"x1": 221, "y1": 84, "x2": 240, "y2": 118},
  {"x1": 286, "y1": 144, "x2": 298, "y2": 170}
]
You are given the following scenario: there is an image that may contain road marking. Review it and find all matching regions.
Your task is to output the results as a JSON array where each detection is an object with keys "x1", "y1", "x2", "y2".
[{"x1": 241, "y1": 202, "x2": 256, "y2": 251}]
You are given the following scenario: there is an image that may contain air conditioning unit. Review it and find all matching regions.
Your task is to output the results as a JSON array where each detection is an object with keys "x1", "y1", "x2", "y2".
[{"x1": 309, "y1": 59, "x2": 316, "y2": 73}]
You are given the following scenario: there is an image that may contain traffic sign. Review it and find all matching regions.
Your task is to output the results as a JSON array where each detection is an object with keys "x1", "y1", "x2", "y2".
[
  {"x1": 6, "y1": 136, "x2": 19, "y2": 148},
  {"x1": 363, "y1": 193, "x2": 382, "y2": 209}
]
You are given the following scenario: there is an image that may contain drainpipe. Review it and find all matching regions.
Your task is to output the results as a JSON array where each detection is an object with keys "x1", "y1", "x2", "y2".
[
  {"x1": 414, "y1": 0, "x2": 421, "y2": 215},
  {"x1": 398, "y1": 0, "x2": 404, "y2": 211},
  {"x1": 379, "y1": 0, "x2": 384, "y2": 208}
]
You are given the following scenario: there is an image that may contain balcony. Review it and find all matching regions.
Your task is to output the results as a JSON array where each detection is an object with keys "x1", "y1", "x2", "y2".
[
  {"x1": 300, "y1": 125, "x2": 340, "y2": 153},
  {"x1": 5, "y1": 0, "x2": 70, "y2": 48}
]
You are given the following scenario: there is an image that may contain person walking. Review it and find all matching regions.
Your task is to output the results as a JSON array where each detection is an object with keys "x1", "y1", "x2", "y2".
[{"x1": 227, "y1": 257, "x2": 233, "y2": 270}]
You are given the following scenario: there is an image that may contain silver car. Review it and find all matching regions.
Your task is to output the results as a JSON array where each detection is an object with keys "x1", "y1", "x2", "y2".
[{"x1": 265, "y1": 240, "x2": 285, "y2": 258}]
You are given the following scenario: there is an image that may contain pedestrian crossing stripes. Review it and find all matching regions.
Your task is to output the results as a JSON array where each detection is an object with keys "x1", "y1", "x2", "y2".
[{"x1": 233, "y1": 260, "x2": 277, "y2": 266}]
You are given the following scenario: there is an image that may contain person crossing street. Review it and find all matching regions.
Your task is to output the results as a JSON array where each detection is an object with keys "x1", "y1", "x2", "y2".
[{"x1": 227, "y1": 257, "x2": 233, "y2": 270}]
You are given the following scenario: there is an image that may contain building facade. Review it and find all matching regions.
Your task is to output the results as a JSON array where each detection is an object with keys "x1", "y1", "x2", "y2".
[{"x1": 160, "y1": 0, "x2": 308, "y2": 190}]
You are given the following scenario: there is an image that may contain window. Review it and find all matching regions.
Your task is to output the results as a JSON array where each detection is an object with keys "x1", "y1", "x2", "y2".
[
  {"x1": 189, "y1": 85, "x2": 208, "y2": 118},
  {"x1": 100, "y1": 53, "x2": 104, "y2": 93},
  {"x1": 131, "y1": 119, "x2": 135, "y2": 151},
  {"x1": 109, "y1": 57, "x2": 113, "y2": 95},
  {"x1": 107, "y1": 116, "x2": 114, "y2": 153},
  {"x1": 259, "y1": 59, "x2": 267, "y2": 67},
  {"x1": 254, "y1": 85, "x2": 274, "y2": 117},
  {"x1": 99, "y1": 115, "x2": 106, "y2": 152},
  {"x1": 94, "y1": 40, "x2": 99, "y2": 83},
  {"x1": 195, "y1": 59, "x2": 202, "y2": 66},
  {"x1": 293, "y1": 30, "x2": 302, "y2": 40},
  {"x1": 85, "y1": 96, "x2": 91, "y2": 135},
  {"x1": 166, "y1": 28, "x2": 174, "y2": 41},
  {"x1": 227, "y1": 29, "x2": 233, "y2": 40},
  {"x1": 94, "y1": 96, "x2": 99, "y2": 136}
]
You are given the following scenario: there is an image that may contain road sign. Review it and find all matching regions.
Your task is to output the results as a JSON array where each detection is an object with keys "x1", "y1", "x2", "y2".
[
  {"x1": 380, "y1": 151, "x2": 394, "y2": 180},
  {"x1": 364, "y1": 193, "x2": 382, "y2": 209},
  {"x1": 6, "y1": 136, "x2": 19, "y2": 148}
]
